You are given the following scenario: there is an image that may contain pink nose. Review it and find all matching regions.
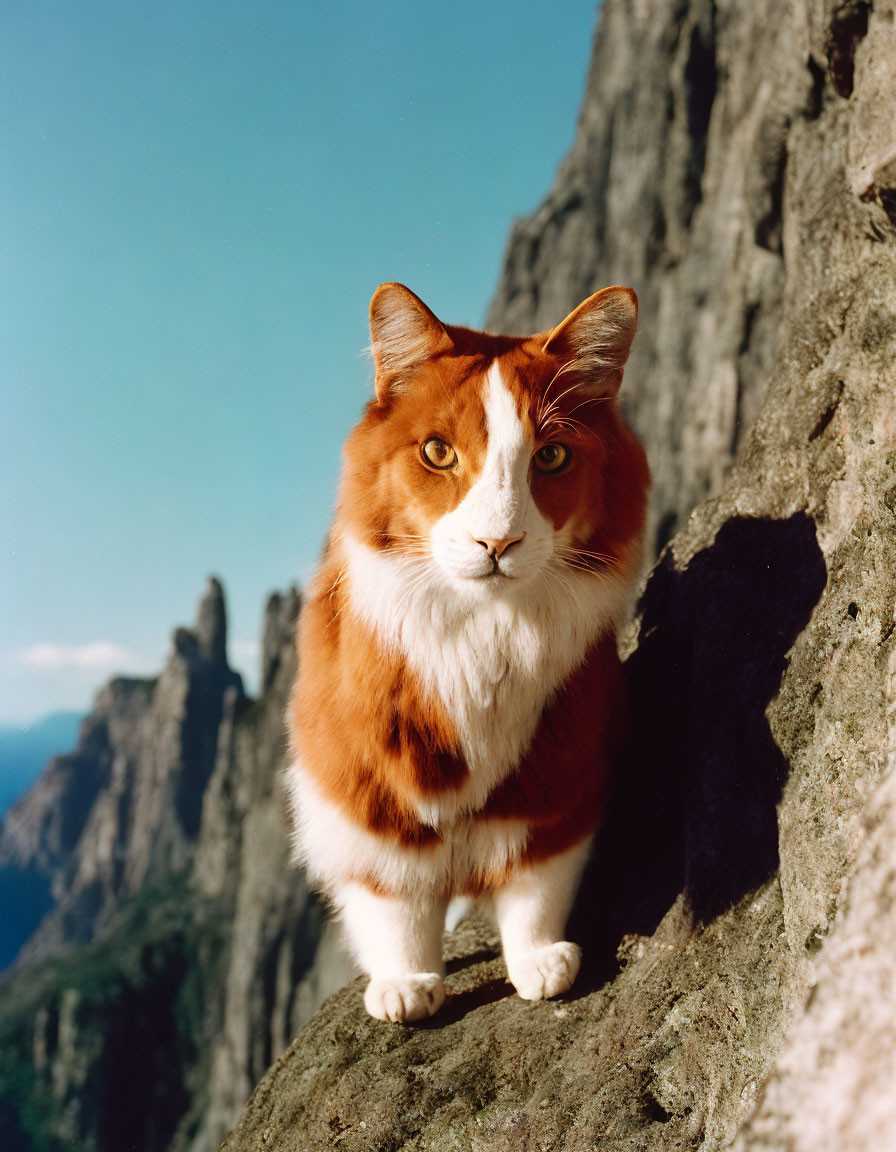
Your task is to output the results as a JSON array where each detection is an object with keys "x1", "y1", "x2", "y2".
[{"x1": 475, "y1": 534, "x2": 526, "y2": 559}]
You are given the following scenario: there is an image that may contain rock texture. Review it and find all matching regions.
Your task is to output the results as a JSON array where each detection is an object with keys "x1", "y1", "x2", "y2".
[
  {"x1": 192, "y1": 588, "x2": 355, "y2": 1152},
  {"x1": 731, "y1": 761, "x2": 896, "y2": 1152},
  {"x1": 223, "y1": 1, "x2": 896, "y2": 1149}
]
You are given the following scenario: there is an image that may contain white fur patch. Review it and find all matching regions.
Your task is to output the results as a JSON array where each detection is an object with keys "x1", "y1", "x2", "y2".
[
  {"x1": 429, "y1": 361, "x2": 554, "y2": 585},
  {"x1": 493, "y1": 838, "x2": 592, "y2": 955},
  {"x1": 494, "y1": 840, "x2": 591, "y2": 999},
  {"x1": 336, "y1": 881, "x2": 447, "y2": 976},
  {"x1": 286, "y1": 764, "x2": 530, "y2": 897}
]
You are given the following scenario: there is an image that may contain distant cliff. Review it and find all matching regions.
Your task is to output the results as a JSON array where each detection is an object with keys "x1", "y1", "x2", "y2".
[
  {"x1": 0, "y1": 581, "x2": 353, "y2": 1152},
  {"x1": 0, "y1": 579, "x2": 242, "y2": 965}
]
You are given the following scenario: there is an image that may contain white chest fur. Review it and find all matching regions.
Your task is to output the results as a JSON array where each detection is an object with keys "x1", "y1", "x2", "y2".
[{"x1": 342, "y1": 532, "x2": 627, "y2": 823}]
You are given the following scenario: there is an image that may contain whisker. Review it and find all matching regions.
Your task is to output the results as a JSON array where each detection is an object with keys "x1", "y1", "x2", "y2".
[
  {"x1": 370, "y1": 531, "x2": 429, "y2": 542},
  {"x1": 553, "y1": 545, "x2": 620, "y2": 575},
  {"x1": 550, "y1": 548, "x2": 612, "y2": 566},
  {"x1": 556, "y1": 545, "x2": 617, "y2": 561},
  {"x1": 534, "y1": 361, "x2": 580, "y2": 426},
  {"x1": 566, "y1": 396, "x2": 612, "y2": 416}
]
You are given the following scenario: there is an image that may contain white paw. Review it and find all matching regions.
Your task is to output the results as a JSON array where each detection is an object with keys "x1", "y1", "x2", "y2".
[
  {"x1": 363, "y1": 973, "x2": 446, "y2": 1022},
  {"x1": 507, "y1": 941, "x2": 581, "y2": 1001}
]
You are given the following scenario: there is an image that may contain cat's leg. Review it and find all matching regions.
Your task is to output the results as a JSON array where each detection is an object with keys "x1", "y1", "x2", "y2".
[
  {"x1": 336, "y1": 881, "x2": 448, "y2": 1022},
  {"x1": 493, "y1": 838, "x2": 592, "y2": 1001}
]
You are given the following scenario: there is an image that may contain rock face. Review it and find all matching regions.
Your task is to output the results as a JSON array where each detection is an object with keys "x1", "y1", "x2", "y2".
[
  {"x1": 0, "y1": 679, "x2": 152, "y2": 880},
  {"x1": 223, "y1": 1, "x2": 896, "y2": 1150},
  {"x1": 193, "y1": 588, "x2": 355, "y2": 1152}
]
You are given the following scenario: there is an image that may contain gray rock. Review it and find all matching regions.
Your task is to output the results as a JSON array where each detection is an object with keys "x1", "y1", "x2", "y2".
[
  {"x1": 0, "y1": 679, "x2": 151, "y2": 877},
  {"x1": 193, "y1": 587, "x2": 354, "y2": 1152},
  {"x1": 845, "y1": 0, "x2": 896, "y2": 213},
  {"x1": 731, "y1": 762, "x2": 896, "y2": 1151},
  {"x1": 222, "y1": 1, "x2": 896, "y2": 1149},
  {"x1": 195, "y1": 576, "x2": 228, "y2": 666}
]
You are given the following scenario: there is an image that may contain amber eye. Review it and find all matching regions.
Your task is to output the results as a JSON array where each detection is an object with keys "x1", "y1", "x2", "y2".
[
  {"x1": 533, "y1": 444, "x2": 569, "y2": 473},
  {"x1": 421, "y1": 437, "x2": 457, "y2": 469}
]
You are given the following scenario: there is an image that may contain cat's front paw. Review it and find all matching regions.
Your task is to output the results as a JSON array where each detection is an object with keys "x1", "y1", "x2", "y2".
[
  {"x1": 506, "y1": 941, "x2": 581, "y2": 1001},
  {"x1": 363, "y1": 972, "x2": 446, "y2": 1022}
]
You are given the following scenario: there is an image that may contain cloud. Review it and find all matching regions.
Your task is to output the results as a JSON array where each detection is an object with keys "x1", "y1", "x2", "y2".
[{"x1": 4, "y1": 642, "x2": 136, "y2": 671}]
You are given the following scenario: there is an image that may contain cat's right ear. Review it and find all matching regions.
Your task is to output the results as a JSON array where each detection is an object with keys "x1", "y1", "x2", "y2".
[{"x1": 369, "y1": 283, "x2": 453, "y2": 401}]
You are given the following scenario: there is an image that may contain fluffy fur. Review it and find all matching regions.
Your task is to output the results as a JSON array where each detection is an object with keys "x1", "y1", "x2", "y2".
[{"x1": 287, "y1": 282, "x2": 649, "y2": 1021}]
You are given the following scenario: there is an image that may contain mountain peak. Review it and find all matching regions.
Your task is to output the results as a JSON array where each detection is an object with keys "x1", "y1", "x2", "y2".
[{"x1": 196, "y1": 576, "x2": 227, "y2": 666}]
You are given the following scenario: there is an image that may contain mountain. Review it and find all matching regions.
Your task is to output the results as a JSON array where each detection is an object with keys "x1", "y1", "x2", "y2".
[
  {"x1": 0, "y1": 578, "x2": 242, "y2": 967},
  {"x1": 0, "y1": 713, "x2": 84, "y2": 819},
  {"x1": 0, "y1": 580, "x2": 353, "y2": 1151},
  {"x1": 223, "y1": 0, "x2": 896, "y2": 1149}
]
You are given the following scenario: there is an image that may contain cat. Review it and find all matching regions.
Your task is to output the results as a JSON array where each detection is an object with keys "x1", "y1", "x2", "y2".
[{"x1": 287, "y1": 282, "x2": 649, "y2": 1022}]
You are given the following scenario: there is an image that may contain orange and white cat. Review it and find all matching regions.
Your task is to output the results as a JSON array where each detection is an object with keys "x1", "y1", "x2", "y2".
[{"x1": 287, "y1": 282, "x2": 648, "y2": 1022}]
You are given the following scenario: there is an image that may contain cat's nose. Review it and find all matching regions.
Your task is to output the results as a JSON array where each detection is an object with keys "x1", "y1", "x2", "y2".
[{"x1": 474, "y1": 534, "x2": 526, "y2": 559}]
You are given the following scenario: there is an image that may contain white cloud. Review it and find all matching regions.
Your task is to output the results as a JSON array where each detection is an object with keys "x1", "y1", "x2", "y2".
[{"x1": 4, "y1": 641, "x2": 136, "y2": 671}]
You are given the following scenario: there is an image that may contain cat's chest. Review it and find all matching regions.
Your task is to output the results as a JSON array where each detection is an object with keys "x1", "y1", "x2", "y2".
[
  {"x1": 420, "y1": 605, "x2": 548, "y2": 750},
  {"x1": 397, "y1": 600, "x2": 560, "y2": 820},
  {"x1": 343, "y1": 539, "x2": 595, "y2": 819},
  {"x1": 421, "y1": 644, "x2": 548, "y2": 822}
]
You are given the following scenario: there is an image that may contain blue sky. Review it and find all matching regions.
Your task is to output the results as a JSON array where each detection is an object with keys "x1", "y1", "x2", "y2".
[{"x1": 1, "y1": 0, "x2": 597, "y2": 724}]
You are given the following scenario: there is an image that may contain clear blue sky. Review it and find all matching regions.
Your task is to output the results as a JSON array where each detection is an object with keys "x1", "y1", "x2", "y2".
[{"x1": 1, "y1": 0, "x2": 598, "y2": 724}]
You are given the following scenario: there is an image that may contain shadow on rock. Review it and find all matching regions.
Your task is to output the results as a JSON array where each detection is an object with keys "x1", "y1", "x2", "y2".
[
  {"x1": 571, "y1": 513, "x2": 827, "y2": 987},
  {"x1": 423, "y1": 979, "x2": 513, "y2": 1028}
]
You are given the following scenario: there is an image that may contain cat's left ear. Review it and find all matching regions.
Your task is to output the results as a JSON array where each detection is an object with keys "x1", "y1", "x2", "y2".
[
  {"x1": 541, "y1": 286, "x2": 638, "y2": 397},
  {"x1": 369, "y1": 282, "x2": 453, "y2": 401}
]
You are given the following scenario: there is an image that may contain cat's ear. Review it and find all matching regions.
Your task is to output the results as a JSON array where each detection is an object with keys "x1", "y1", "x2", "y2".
[
  {"x1": 369, "y1": 282, "x2": 453, "y2": 401},
  {"x1": 541, "y1": 286, "x2": 638, "y2": 396}
]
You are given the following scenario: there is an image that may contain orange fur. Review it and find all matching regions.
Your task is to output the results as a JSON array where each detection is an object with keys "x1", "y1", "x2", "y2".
[{"x1": 292, "y1": 552, "x2": 464, "y2": 848}]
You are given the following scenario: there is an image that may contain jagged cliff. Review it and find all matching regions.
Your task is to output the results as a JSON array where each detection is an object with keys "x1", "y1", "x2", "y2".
[
  {"x1": 0, "y1": 583, "x2": 353, "y2": 1152},
  {"x1": 223, "y1": 1, "x2": 896, "y2": 1149},
  {"x1": 0, "y1": 579, "x2": 243, "y2": 964},
  {"x1": 190, "y1": 588, "x2": 352, "y2": 1152}
]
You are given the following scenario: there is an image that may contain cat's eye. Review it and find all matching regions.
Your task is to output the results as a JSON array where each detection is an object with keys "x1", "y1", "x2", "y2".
[
  {"x1": 421, "y1": 437, "x2": 457, "y2": 469},
  {"x1": 533, "y1": 444, "x2": 569, "y2": 473}
]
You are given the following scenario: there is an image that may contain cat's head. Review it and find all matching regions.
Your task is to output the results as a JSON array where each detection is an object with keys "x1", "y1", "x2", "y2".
[{"x1": 336, "y1": 283, "x2": 649, "y2": 597}]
